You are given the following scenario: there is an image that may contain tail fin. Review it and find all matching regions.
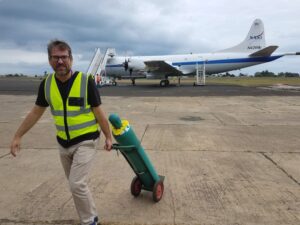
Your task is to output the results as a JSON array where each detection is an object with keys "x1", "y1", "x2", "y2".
[{"x1": 217, "y1": 18, "x2": 266, "y2": 53}]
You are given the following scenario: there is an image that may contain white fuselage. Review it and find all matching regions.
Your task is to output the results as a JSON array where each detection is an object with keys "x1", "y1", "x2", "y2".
[{"x1": 105, "y1": 52, "x2": 283, "y2": 79}]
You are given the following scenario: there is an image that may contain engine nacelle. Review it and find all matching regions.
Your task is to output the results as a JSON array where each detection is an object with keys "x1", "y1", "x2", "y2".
[{"x1": 125, "y1": 58, "x2": 145, "y2": 71}]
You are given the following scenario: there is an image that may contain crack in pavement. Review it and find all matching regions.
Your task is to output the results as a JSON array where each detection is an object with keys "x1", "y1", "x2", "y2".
[
  {"x1": 0, "y1": 152, "x2": 10, "y2": 159},
  {"x1": 169, "y1": 186, "x2": 177, "y2": 225},
  {"x1": 141, "y1": 124, "x2": 149, "y2": 143},
  {"x1": 261, "y1": 152, "x2": 300, "y2": 186}
]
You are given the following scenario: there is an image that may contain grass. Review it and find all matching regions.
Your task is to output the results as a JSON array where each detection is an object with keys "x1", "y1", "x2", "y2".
[
  {"x1": 205, "y1": 77, "x2": 300, "y2": 86},
  {"x1": 116, "y1": 76, "x2": 300, "y2": 87}
]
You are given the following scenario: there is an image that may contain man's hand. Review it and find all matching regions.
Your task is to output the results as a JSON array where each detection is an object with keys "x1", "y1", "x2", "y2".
[
  {"x1": 10, "y1": 136, "x2": 21, "y2": 157},
  {"x1": 9, "y1": 105, "x2": 46, "y2": 157},
  {"x1": 104, "y1": 138, "x2": 113, "y2": 151},
  {"x1": 92, "y1": 106, "x2": 113, "y2": 151}
]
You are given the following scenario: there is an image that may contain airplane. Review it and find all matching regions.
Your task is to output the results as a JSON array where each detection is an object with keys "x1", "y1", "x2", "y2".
[{"x1": 88, "y1": 19, "x2": 299, "y2": 86}]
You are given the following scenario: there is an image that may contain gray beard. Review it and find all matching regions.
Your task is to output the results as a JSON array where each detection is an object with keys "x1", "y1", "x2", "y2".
[{"x1": 56, "y1": 68, "x2": 71, "y2": 77}]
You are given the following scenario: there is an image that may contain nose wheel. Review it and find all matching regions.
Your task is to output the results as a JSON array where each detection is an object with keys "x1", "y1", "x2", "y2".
[{"x1": 131, "y1": 78, "x2": 136, "y2": 86}]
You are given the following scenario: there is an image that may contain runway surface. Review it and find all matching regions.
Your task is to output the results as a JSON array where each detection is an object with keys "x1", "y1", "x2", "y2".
[
  {"x1": 1, "y1": 77, "x2": 300, "y2": 225},
  {"x1": 1, "y1": 77, "x2": 300, "y2": 96},
  {"x1": 1, "y1": 94, "x2": 300, "y2": 225}
]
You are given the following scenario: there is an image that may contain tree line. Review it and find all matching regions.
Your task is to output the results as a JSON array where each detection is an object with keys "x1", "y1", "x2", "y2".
[{"x1": 220, "y1": 70, "x2": 299, "y2": 77}]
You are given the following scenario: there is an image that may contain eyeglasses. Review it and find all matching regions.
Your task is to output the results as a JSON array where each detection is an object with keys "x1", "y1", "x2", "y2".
[{"x1": 50, "y1": 55, "x2": 70, "y2": 62}]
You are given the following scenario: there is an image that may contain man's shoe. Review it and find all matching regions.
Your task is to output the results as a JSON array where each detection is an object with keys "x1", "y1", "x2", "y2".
[{"x1": 89, "y1": 216, "x2": 98, "y2": 225}]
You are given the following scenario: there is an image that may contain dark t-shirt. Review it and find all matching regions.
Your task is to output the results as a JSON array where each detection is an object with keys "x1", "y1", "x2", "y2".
[{"x1": 36, "y1": 72, "x2": 101, "y2": 148}]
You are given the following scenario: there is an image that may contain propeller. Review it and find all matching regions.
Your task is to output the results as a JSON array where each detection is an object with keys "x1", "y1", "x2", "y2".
[{"x1": 123, "y1": 58, "x2": 129, "y2": 71}]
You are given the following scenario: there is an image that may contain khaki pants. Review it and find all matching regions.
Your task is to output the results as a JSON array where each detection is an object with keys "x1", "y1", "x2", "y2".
[{"x1": 59, "y1": 139, "x2": 98, "y2": 225}]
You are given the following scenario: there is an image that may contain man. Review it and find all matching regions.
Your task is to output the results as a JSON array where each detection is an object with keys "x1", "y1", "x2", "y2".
[{"x1": 10, "y1": 40, "x2": 112, "y2": 225}]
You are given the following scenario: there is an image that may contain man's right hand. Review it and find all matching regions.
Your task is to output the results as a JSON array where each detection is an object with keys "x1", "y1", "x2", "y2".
[
  {"x1": 10, "y1": 137, "x2": 21, "y2": 157},
  {"x1": 9, "y1": 105, "x2": 46, "y2": 157},
  {"x1": 104, "y1": 138, "x2": 113, "y2": 151}
]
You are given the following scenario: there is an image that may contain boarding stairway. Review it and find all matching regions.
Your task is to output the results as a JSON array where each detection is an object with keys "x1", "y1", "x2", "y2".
[
  {"x1": 86, "y1": 48, "x2": 115, "y2": 76},
  {"x1": 86, "y1": 48, "x2": 101, "y2": 76},
  {"x1": 194, "y1": 61, "x2": 206, "y2": 86}
]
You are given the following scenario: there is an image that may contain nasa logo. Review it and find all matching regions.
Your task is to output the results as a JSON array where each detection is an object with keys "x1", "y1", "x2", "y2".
[{"x1": 250, "y1": 32, "x2": 264, "y2": 40}]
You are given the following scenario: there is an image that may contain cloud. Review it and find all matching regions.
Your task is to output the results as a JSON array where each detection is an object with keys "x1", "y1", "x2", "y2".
[
  {"x1": 0, "y1": 0, "x2": 299, "y2": 75},
  {"x1": 0, "y1": 49, "x2": 47, "y2": 64}
]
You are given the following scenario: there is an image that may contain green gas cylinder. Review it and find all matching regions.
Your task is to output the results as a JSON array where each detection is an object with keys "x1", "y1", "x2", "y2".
[{"x1": 109, "y1": 113, "x2": 161, "y2": 190}]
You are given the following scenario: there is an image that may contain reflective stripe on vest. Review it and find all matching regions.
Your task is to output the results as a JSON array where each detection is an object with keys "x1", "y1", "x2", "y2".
[{"x1": 44, "y1": 72, "x2": 98, "y2": 140}]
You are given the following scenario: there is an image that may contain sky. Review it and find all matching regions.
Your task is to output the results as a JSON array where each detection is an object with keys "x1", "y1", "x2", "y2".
[{"x1": 0, "y1": 0, "x2": 299, "y2": 76}]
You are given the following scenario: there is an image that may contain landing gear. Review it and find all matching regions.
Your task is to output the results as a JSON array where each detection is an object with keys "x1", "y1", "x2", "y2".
[
  {"x1": 112, "y1": 80, "x2": 117, "y2": 86},
  {"x1": 177, "y1": 76, "x2": 181, "y2": 86},
  {"x1": 159, "y1": 79, "x2": 170, "y2": 87},
  {"x1": 131, "y1": 78, "x2": 136, "y2": 86}
]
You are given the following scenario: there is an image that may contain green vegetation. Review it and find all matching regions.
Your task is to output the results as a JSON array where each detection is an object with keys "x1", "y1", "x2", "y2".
[
  {"x1": 3, "y1": 73, "x2": 28, "y2": 77},
  {"x1": 254, "y1": 70, "x2": 299, "y2": 77},
  {"x1": 206, "y1": 76, "x2": 300, "y2": 86},
  {"x1": 114, "y1": 76, "x2": 300, "y2": 87},
  {"x1": 188, "y1": 70, "x2": 300, "y2": 86}
]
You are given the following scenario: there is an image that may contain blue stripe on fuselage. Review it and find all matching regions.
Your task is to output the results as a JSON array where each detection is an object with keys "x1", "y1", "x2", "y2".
[
  {"x1": 106, "y1": 64, "x2": 124, "y2": 68},
  {"x1": 172, "y1": 55, "x2": 283, "y2": 66}
]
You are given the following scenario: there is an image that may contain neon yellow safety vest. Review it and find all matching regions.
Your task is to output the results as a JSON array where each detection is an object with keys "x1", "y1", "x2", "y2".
[{"x1": 44, "y1": 72, "x2": 98, "y2": 141}]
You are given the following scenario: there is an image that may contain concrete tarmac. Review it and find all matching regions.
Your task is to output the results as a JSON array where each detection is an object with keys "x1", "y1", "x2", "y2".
[
  {"x1": 0, "y1": 80, "x2": 300, "y2": 225},
  {"x1": 1, "y1": 77, "x2": 300, "y2": 96}
]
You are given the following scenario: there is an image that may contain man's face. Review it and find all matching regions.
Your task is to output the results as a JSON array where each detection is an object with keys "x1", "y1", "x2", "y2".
[{"x1": 49, "y1": 47, "x2": 73, "y2": 77}]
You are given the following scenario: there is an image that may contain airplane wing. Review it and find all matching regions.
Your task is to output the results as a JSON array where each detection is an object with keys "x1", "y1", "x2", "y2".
[
  {"x1": 144, "y1": 60, "x2": 184, "y2": 76},
  {"x1": 249, "y1": 45, "x2": 278, "y2": 57}
]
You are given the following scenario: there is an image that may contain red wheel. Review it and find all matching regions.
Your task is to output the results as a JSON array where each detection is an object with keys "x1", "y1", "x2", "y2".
[
  {"x1": 131, "y1": 176, "x2": 142, "y2": 197},
  {"x1": 153, "y1": 180, "x2": 164, "y2": 202}
]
